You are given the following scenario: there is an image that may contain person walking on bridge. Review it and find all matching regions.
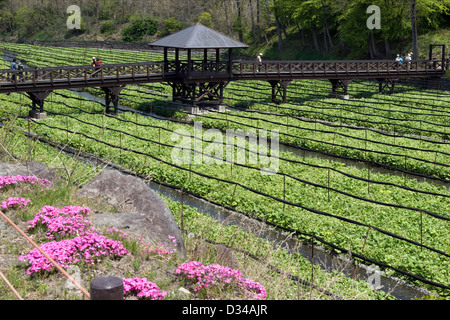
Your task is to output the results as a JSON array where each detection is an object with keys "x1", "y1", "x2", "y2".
[
  {"x1": 95, "y1": 57, "x2": 102, "y2": 75},
  {"x1": 10, "y1": 58, "x2": 17, "y2": 83},
  {"x1": 405, "y1": 53, "x2": 412, "y2": 71},
  {"x1": 257, "y1": 53, "x2": 263, "y2": 72}
]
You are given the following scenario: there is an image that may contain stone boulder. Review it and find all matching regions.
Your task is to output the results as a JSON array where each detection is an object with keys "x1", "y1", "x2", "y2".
[
  {"x1": 78, "y1": 169, "x2": 186, "y2": 258},
  {"x1": 0, "y1": 161, "x2": 60, "y2": 184}
]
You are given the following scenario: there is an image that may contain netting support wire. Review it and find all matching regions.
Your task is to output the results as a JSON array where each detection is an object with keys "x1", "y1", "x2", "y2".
[
  {"x1": 0, "y1": 270, "x2": 24, "y2": 300},
  {"x1": 229, "y1": 183, "x2": 238, "y2": 215},
  {"x1": 0, "y1": 210, "x2": 91, "y2": 299},
  {"x1": 353, "y1": 227, "x2": 371, "y2": 279},
  {"x1": 420, "y1": 211, "x2": 423, "y2": 252},
  {"x1": 180, "y1": 188, "x2": 184, "y2": 237},
  {"x1": 310, "y1": 234, "x2": 315, "y2": 299}
]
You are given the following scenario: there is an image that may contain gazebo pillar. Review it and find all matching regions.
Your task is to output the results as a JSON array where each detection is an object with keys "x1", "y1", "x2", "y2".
[
  {"x1": 187, "y1": 49, "x2": 192, "y2": 78},
  {"x1": 228, "y1": 48, "x2": 233, "y2": 74},
  {"x1": 163, "y1": 47, "x2": 168, "y2": 72},
  {"x1": 175, "y1": 48, "x2": 180, "y2": 74}
]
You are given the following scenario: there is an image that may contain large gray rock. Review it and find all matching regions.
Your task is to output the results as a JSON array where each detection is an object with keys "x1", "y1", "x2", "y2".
[
  {"x1": 0, "y1": 161, "x2": 60, "y2": 183},
  {"x1": 78, "y1": 169, "x2": 186, "y2": 258}
]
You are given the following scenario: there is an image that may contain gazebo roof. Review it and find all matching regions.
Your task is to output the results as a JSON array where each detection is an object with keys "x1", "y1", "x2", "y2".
[{"x1": 149, "y1": 23, "x2": 248, "y2": 49}]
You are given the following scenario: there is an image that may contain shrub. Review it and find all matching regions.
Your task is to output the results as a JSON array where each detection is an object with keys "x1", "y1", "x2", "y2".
[
  {"x1": 162, "y1": 17, "x2": 184, "y2": 36},
  {"x1": 122, "y1": 18, "x2": 158, "y2": 42},
  {"x1": 100, "y1": 20, "x2": 116, "y2": 35},
  {"x1": 444, "y1": 69, "x2": 450, "y2": 80}
]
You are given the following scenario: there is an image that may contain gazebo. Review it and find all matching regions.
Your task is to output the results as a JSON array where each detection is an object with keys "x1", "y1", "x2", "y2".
[{"x1": 149, "y1": 23, "x2": 248, "y2": 105}]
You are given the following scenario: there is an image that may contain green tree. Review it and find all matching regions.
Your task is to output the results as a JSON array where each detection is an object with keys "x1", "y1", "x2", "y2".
[
  {"x1": 198, "y1": 12, "x2": 213, "y2": 27},
  {"x1": 15, "y1": 5, "x2": 60, "y2": 37},
  {"x1": 122, "y1": 18, "x2": 158, "y2": 42}
]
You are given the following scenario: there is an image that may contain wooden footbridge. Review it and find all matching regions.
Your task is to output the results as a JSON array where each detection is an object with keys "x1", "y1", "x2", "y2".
[{"x1": 0, "y1": 24, "x2": 447, "y2": 118}]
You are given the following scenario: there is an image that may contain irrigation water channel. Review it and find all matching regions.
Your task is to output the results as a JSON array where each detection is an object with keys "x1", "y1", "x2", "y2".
[{"x1": 2, "y1": 51, "x2": 440, "y2": 300}]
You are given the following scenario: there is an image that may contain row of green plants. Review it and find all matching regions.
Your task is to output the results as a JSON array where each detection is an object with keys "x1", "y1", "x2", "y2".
[
  {"x1": 1, "y1": 90, "x2": 447, "y2": 297},
  {"x1": 0, "y1": 96, "x2": 390, "y2": 301},
  {"x1": 3, "y1": 41, "x2": 449, "y2": 147},
  {"x1": 225, "y1": 80, "x2": 450, "y2": 140},
  {"x1": 0, "y1": 45, "x2": 448, "y2": 298},
  {"x1": 0, "y1": 42, "x2": 203, "y2": 68},
  {"x1": 89, "y1": 81, "x2": 450, "y2": 180},
  {"x1": 194, "y1": 106, "x2": 450, "y2": 180},
  {"x1": 0, "y1": 127, "x2": 390, "y2": 301}
]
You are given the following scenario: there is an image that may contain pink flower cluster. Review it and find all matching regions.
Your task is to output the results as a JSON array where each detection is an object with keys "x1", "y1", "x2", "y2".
[
  {"x1": 143, "y1": 235, "x2": 178, "y2": 259},
  {"x1": 1, "y1": 197, "x2": 31, "y2": 211},
  {"x1": 0, "y1": 175, "x2": 51, "y2": 190},
  {"x1": 105, "y1": 228, "x2": 178, "y2": 261},
  {"x1": 123, "y1": 277, "x2": 167, "y2": 300},
  {"x1": 26, "y1": 205, "x2": 93, "y2": 240},
  {"x1": 176, "y1": 261, "x2": 267, "y2": 300},
  {"x1": 18, "y1": 233, "x2": 129, "y2": 274},
  {"x1": 105, "y1": 228, "x2": 129, "y2": 240}
]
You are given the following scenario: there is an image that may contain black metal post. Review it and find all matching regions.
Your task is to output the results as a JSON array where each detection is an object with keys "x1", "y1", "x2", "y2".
[{"x1": 90, "y1": 276, "x2": 123, "y2": 300}]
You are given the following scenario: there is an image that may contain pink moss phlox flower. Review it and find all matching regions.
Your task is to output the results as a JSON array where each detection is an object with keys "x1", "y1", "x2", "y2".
[
  {"x1": 143, "y1": 237, "x2": 177, "y2": 258},
  {"x1": 1, "y1": 197, "x2": 31, "y2": 210},
  {"x1": 26, "y1": 205, "x2": 92, "y2": 240},
  {"x1": 105, "y1": 227, "x2": 129, "y2": 240},
  {"x1": 18, "y1": 233, "x2": 129, "y2": 274},
  {"x1": 0, "y1": 175, "x2": 51, "y2": 190},
  {"x1": 106, "y1": 229, "x2": 178, "y2": 260},
  {"x1": 176, "y1": 261, "x2": 267, "y2": 300},
  {"x1": 123, "y1": 277, "x2": 167, "y2": 300}
]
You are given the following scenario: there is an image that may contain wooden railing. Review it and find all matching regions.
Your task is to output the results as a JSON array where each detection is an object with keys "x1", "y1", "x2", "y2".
[
  {"x1": 0, "y1": 59, "x2": 445, "y2": 92},
  {"x1": 232, "y1": 59, "x2": 446, "y2": 78},
  {"x1": 0, "y1": 62, "x2": 166, "y2": 86}
]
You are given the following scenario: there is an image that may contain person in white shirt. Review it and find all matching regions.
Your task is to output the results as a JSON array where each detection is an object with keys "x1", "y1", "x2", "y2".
[{"x1": 256, "y1": 53, "x2": 263, "y2": 72}]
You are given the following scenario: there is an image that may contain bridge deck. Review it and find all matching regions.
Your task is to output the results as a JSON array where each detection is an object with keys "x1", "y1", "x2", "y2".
[{"x1": 0, "y1": 59, "x2": 445, "y2": 94}]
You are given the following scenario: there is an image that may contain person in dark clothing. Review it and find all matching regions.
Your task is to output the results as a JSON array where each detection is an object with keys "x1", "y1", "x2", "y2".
[
  {"x1": 91, "y1": 57, "x2": 97, "y2": 77},
  {"x1": 95, "y1": 58, "x2": 102, "y2": 74},
  {"x1": 18, "y1": 60, "x2": 25, "y2": 82},
  {"x1": 10, "y1": 58, "x2": 17, "y2": 82}
]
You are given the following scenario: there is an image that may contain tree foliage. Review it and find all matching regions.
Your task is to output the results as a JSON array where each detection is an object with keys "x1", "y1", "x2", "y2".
[
  {"x1": 0, "y1": 0, "x2": 448, "y2": 58},
  {"x1": 122, "y1": 18, "x2": 158, "y2": 42}
]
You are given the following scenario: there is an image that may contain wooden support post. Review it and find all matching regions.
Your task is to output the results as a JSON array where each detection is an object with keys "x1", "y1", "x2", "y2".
[
  {"x1": 27, "y1": 91, "x2": 52, "y2": 119},
  {"x1": 204, "y1": 48, "x2": 208, "y2": 72},
  {"x1": 268, "y1": 80, "x2": 291, "y2": 104},
  {"x1": 164, "y1": 47, "x2": 168, "y2": 72},
  {"x1": 187, "y1": 49, "x2": 192, "y2": 78},
  {"x1": 376, "y1": 78, "x2": 396, "y2": 95},
  {"x1": 329, "y1": 79, "x2": 351, "y2": 99},
  {"x1": 102, "y1": 86, "x2": 125, "y2": 115},
  {"x1": 228, "y1": 48, "x2": 233, "y2": 75}
]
